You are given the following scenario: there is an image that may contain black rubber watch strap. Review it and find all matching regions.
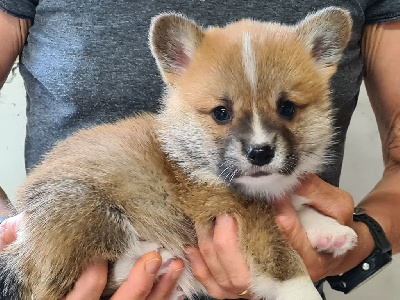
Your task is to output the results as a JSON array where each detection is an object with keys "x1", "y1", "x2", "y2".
[
  {"x1": 326, "y1": 207, "x2": 392, "y2": 294},
  {"x1": 353, "y1": 207, "x2": 391, "y2": 253}
]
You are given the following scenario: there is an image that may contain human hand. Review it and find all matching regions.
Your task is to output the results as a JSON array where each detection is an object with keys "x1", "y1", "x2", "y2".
[
  {"x1": 187, "y1": 214, "x2": 252, "y2": 299},
  {"x1": 62, "y1": 252, "x2": 184, "y2": 300},
  {"x1": 0, "y1": 213, "x2": 23, "y2": 251},
  {"x1": 275, "y1": 174, "x2": 375, "y2": 281},
  {"x1": 0, "y1": 214, "x2": 184, "y2": 300}
]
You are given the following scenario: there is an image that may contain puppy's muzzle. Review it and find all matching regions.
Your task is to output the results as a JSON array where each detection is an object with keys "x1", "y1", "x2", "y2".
[{"x1": 247, "y1": 144, "x2": 275, "y2": 166}]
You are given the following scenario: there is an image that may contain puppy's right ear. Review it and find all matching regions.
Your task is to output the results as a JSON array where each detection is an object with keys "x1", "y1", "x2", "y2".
[{"x1": 150, "y1": 13, "x2": 204, "y2": 86}]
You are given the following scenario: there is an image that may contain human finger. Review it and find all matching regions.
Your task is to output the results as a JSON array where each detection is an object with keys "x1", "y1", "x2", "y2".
[
  {"x1": 110, "y1": 252, "x2": 162, "y2": 300},
  {"x1": 187, "y1": 246, "x2": 251, "y2": 299},
  {"x1": 146, "y1": 258, "x2": 184, "y2": 300},
  {"x1": 186, "y1": 247, "x2": 234, "y2": 299},
  {"x1": 0, "y1": 213, "x2": 24, "y2": 251},
  {"x1": 296, "y1": 174, "x2": 355, "y2": 225},
  {"x1": 64, "y1": 259, "x2": 108, "y2": 300},
  {"x1": 213, "y1": 214, "x2": 250, "y2": 293},
  {"x1": 196, "y1": 224, "x2": 231, "y2": 288}
]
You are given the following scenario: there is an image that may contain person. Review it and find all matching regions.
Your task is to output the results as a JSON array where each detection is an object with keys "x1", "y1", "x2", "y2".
[{"x1": 0, "y1": 1, "x2": 399, "y2": 299}]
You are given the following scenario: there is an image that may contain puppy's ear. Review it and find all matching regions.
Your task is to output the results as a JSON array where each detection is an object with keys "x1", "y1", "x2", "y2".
[
  {"x1": 295, "y1": 7, "x2": 352, "y2": 76},
  {"x1": 150, "y1": 13, "x2": 205, "y2": 86}
]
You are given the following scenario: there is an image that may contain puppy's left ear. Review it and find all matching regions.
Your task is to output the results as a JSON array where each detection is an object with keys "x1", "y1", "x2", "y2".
[
  {"x1": 295, "y1": 7, "x2": 352, "y2": 77},
  {"x1": 150, "y1": 13, "x2": 205, "y2": 86}
]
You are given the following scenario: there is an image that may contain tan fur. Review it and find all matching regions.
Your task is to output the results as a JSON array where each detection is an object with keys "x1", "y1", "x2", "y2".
[{"x1": 0, "y1": 8, "x2": 352, "y2": 300}]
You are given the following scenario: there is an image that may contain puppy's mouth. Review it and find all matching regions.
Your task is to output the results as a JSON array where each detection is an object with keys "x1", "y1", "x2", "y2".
[
  {"x1": 218, "y1": 153, "x2": 298, "y2": 182},
  {"x1": 237, "y1": 168, "x2": 275, "y2": 178},
  {"x1": 248, "y1": 171, "x2": 272, "y2": 178}
]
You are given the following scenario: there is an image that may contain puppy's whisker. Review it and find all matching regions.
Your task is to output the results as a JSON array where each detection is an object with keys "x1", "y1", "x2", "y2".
[
  {"x1": 218, "y1": 166, "x2": 231, "y2": 179},
  {"x1": 228, "y1": 169, "x2": 239, "y2": 184}
]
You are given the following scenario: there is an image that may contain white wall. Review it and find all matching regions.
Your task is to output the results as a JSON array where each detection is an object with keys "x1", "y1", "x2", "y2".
[
  {"x1": 0, "y1": 70, "x2": 398, "y2": 299},
  {"x1": 0, "y1": 67, "x2": 26, "y2": 199}
]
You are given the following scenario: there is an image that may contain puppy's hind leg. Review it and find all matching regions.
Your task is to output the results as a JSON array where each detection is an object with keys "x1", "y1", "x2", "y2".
[
  {"x1": 250, "y1": 274, "x2": 321, "y2": 300},
  {"x1": 11, "y1": 197, "x2": 135, "y2": 300},
  {"x1": 0, "y1": 249, "x2": 27, "y2": 300}
]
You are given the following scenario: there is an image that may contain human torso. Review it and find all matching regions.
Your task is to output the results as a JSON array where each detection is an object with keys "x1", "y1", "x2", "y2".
[{"x1": 15, "y1": 0, "x2": 373, "y2": 182}]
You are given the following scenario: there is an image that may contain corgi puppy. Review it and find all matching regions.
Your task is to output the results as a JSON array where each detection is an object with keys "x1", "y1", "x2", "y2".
[{"x1": 0, "y1": 7, "x2": 356, "y2": 300}]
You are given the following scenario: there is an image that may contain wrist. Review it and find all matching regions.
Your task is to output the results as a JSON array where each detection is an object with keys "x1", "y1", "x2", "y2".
[
  {"x1": 328, "y1": 219, "x2": 374, "y2": 277},
  {"x1": 327, "y1": 208, "x2": 392, "y2": 293},
  {"x1": 352, "y1": 219, "x2": 375, "y2": 263},
  {"x1": 359, "y1": 168, "x2": 400, "y2": 254},
  {"x1": 359, "y1": 197, "x2": 399, "y2": 253}
]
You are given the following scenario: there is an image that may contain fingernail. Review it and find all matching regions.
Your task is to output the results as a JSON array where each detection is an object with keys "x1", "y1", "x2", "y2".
[
  {"x1": 145, "y1": 258, "x2": 162, "y2": 275},
  {"x1": 171, "y1": 267, "x2": 184, "y2": 280},
  {"x1": 216, "y1": 213, "x2": 231, "y2": 226}
]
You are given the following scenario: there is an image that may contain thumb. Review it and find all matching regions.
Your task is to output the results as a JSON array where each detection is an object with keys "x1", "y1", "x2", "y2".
[
  {"x1": 64, "y1": 259, "x2": 108, "y2": 300},
  {"x1": 274, "y1": 199, "x2": 312, "y2": 253},
  {"x1": 275, "y1": 199, "x2": 299, "y2": 234},
  {"x1": 296, "y1": 174, "x2": 355, "y2": 224}
]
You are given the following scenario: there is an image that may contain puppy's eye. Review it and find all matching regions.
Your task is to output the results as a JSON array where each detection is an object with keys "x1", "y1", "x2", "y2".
[
  {"x1": 278, "y1": 100, "x2": 296, "y2": 120},
  {"x1": 213, "y1": 106, "x2": 231, "y2": 124}
]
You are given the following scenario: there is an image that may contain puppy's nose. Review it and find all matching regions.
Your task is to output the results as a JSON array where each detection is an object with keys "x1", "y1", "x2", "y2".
[{"x1": 247, "y1": 145, "x2": 275, "y2": 166}]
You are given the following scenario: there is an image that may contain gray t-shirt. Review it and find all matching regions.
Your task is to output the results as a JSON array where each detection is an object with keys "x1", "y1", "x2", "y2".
[{"x1": 1, "y1": 0, "x2": 400, "y2": 185}]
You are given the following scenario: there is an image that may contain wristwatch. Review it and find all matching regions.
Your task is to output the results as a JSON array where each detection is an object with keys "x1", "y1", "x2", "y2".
[{"x1": 326, "y1": 207, "x2": 392, "y2": 293}]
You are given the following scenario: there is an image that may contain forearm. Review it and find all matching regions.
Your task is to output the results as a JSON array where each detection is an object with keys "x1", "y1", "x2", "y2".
[
  {"x1": 360, "y1": 20, "x2": 400, "y2": 254},
  {"x1": 0, "y1": 9, "x2": 30, "y2": 88}
]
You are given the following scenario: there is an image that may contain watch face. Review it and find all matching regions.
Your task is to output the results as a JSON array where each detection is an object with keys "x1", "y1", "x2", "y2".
[{"x1": 353, "y1": 207, "x2": 366, "y2": 216}]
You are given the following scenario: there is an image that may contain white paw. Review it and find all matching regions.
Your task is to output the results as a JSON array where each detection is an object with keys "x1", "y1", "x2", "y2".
[
  {"x1": 305, "y1": 219, "x2": 357, "y2": 257},
  {"x1": 251, "y1": 275, "x2": 321, "y2": 300},
  {"x1": 276, "y1": 276, "x2": 322, "y2": 300},
  {"x1": 292, "y1": 195, "x2": 357, "y2": 257}
]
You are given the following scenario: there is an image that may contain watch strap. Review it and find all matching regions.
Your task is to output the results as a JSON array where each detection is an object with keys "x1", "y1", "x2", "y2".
[
  {"x1": 326, "y1": 208, "x2": 392, "y2": 294},
  {"x1": 353, "y1": 208, "x2": 391, "y2": 253}
]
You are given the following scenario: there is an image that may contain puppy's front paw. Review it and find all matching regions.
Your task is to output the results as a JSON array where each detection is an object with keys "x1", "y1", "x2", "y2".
[
  {"x1": 305, "y1": 219, "x2": 357, "y2": 257},
  {"x1": 292, "y1": 195, "x2": 357, "y2": 257}
]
